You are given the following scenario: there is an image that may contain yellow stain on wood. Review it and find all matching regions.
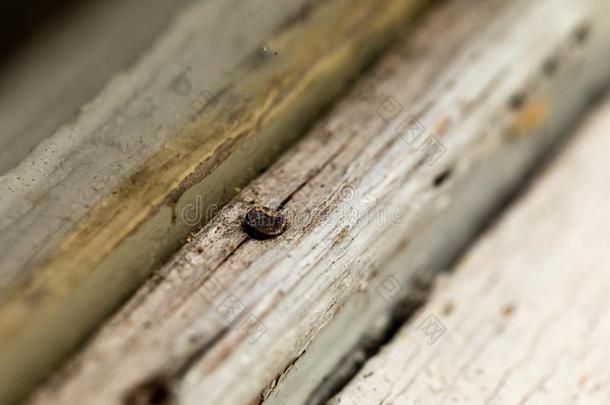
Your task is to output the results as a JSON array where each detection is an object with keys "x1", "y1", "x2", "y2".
[{"x1": 509, "y1": 98, "x2": 550, "y2": 136}]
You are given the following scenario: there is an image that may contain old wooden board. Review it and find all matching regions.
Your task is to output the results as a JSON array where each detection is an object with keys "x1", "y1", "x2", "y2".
[
  {"x1": 0, "y1": 0, "x2": 197, "y2": 175},
  {"x1": 0, "y1": 0, "x2": 429, "y2": 402},
  {"x1": 330, "y1": 93, "x2": 610, "y2": 405},
  {"x1": 27, "y1": 0, "x2": 610, "y2": 404}
]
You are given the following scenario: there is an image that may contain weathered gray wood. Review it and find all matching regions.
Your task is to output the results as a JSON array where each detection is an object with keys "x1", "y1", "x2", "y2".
[
  {"x1": 27, "y1": 0, "x2": 610, "y2": 404},
  {"x1": 0, "y1": 0, "x2": 196, "y2": 175},
  {"x1": 330, "y1": 93, "x2": 610, "y2": 405},
  {"x1": 0, "y1": 0, "x2": 429, "y2": 403}
]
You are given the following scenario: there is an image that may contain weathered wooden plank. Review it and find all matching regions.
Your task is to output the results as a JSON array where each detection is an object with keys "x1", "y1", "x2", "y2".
[
  {"x1": 0, "y1": 0, "x2": 429, "y2": 403},
  {"x1": 0, "y1": 0, "x2": 196, "y2": 175},
  {"x1": 26, "y1": 0, "x2": 610, "y2": 404},
  {"x1": 330, "y1": 93, "x2": 610, "y2": 405}
]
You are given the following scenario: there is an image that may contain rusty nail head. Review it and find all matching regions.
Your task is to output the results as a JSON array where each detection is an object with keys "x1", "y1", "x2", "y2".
[{"x1": 243, "y1": 206, "x2": 287, "y2": 240}]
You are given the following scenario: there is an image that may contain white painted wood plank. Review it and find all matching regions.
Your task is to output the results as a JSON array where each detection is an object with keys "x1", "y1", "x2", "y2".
[
  {"x1": 330, "y1": 96, "x2": 610, "y2": 405},
  {"x1": 28, "y1": 0, "x2": 610, "y2": 404}
]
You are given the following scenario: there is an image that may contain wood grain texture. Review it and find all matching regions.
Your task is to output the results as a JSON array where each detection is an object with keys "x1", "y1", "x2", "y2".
[
  {"x1": 27, "y1": 0, "x2": 610, "y2": 404},
  {"x1": 330, "y1": 93, "x2": 610, "y2": 405},
  {"x1": 0, "y1": 0, "x2": 429, "y2": 403}
]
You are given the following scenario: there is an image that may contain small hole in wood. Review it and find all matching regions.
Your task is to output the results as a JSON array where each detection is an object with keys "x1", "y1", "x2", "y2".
[
  {"x1": 542, "y1": 54, "x2": 560, "y2": 76},
  {"x1": 442, "y1": 301, "x2": 454, "y2": 316},
  {"x1": 573, "y1": 23, "x2": 591, "y2": 45},
  {"x1": 508, "y1": 91, "x2": 527, "y2": 110},
  {"x1": 433, "y1": 168, "x2": 452, "y2": 188},
  {"x1": 124, "y1": 376, "x2": 174, "y2": 405},
  {"x1": 502, "y1": 303, "x2": 517, "y2": 318}
]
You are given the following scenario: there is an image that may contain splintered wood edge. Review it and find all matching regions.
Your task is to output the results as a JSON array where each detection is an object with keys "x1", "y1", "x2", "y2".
[
  {"x1": 330, "y1": 94, "x2": 610, "y2": 405},
  {"x1": 29, "y1": 0, "x2": 610, "y2": 404},
  {"x1": 0, "y1": 0, "x2": 430, "y2": 403}
]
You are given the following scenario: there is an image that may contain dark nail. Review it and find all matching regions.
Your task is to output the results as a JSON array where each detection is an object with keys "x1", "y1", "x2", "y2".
[{"x1": 243, "y1": 206, "x2": 287, "y2": 240}]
